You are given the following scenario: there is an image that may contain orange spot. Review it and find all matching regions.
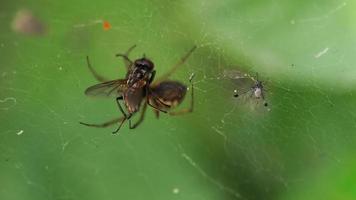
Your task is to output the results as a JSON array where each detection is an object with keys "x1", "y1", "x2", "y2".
[{"x1": 103, "y1": 20, "x2": 111, "y2": 31}]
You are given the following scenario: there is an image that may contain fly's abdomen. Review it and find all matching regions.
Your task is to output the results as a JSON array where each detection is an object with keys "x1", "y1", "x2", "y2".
[{"x1": 124, "y1": 87, "x2": 145, "y2": 114}]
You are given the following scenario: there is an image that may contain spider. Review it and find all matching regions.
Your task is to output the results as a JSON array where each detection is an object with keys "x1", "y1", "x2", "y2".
[
  {"x1": 233, "y1": 72, "x2": 268, "y2": 107},
  {"x1": 80, "y1": 45, "x2": 196, "y2": 133}
]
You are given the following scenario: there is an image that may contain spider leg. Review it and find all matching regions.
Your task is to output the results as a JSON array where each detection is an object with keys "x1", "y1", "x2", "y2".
[
  {"x1": 86, "y1": 46, "x2": 136, "y2": 82},
  {"x1": 113, "y1": 114, "x2": 131, "y2": 134},
  {"x1": 145, "y1": 85, "x2": 167, "y2": 114},
  {"x1": 112, "y1": 96, "x2": 130, "y2": 134},
  {"x1": 125, "y1": 44, "x2": 137, "y2": 56},
  {"x1": 116, "y1": 44, "x2": 136, "y2": 70},
  {"x1": 148, "y1": 92, "x2": 171, "y2": 109},
  {"x1": 154, "y1": 109, "x2": 160, "y2": 118},
  {"x1": 154, "y1": 46, "x2": 196, "y2": 83},
  {"x1": 79, "y1": 117, "x2": 124, "y2": 128},
  {"x1": 116, "y1": 96, "x2": 127, "y2": 116},
  {"x1": 116, "y1": 54, "x2": 133, "y2": 69},
  {"x1": 129, "y1": 100, "x2": 148, "y2": 129},
  {"x1": 168, "y1": 73, "x2": 195, "y2": 116},
  {"x1": 79, "y1": 97, "x2": 130, "y2": 130},
  {"x1": 147, "y1": 70, "x2": 171, "y2": 108},
  {"x1": 148, "y1": 70, "x2": 172, "y2": 108},
  {"x1": 149, "y1": 70, "x2": 156, "y2": 84},
  {"x1": 86, "y1": 56, "x2": 110, "y2": 82}
]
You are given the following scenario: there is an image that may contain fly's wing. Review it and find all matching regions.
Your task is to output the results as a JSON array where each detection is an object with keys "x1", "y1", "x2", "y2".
[{"x1": 84, "y1": 79, "x2": 127, "y2": 97}]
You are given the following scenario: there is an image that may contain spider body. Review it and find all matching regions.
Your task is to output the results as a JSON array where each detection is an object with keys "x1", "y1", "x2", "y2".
[
  {"x1": 151, "y1": 81, "x2": 187, "y2": 108},
  {"x1": 149, "y1": 79, "x2": 194, "y2": 118}
]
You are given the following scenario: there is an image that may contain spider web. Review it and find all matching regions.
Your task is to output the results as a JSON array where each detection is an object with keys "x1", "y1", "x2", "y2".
[{"x1": 1, "y1": 0, "x2": 356, "y2": 200}]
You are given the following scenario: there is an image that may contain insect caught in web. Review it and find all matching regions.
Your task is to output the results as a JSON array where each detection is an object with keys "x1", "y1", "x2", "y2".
[
  {"x1": 80, "y1": 45, "x2": 196, "y2": 133},
  {"x1": 231, "y1": 72, "x2": 268, "y2": 107}
]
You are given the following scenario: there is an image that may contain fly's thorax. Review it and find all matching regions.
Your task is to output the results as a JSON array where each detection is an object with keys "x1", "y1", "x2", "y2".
[
  {"x1": 124, "y1": 87, "x2": 145, "y2": 114},
  {"x1": 127, "y1": 68, "x2": 149, "y2": 86},
  {"x1": 127, "y1": 57, "x2": 154, "y2": 87}
]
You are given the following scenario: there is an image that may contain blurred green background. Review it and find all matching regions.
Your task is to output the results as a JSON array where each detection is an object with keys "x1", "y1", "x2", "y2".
[{"x1": 1, "y1": 0, "x2": 356, "y2": 199}]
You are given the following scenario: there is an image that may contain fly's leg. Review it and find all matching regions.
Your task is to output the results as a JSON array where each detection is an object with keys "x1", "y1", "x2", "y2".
[{"x1": 129, "y1": 100, "x2": 148, "y2": 129}]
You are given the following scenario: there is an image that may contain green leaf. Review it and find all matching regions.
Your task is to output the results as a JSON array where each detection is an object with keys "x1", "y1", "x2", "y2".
[{"x1": 1, "y1": 0, "x2": 355, "y2": 200}]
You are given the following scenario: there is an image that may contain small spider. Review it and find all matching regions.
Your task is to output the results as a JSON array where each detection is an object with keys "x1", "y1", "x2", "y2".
[
  {"x1": 80, "y1": 45, "x2": 196, "y2": 133},
  {"x1": 233, "y1": 73, "x2": 268, "y2": 107}
]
